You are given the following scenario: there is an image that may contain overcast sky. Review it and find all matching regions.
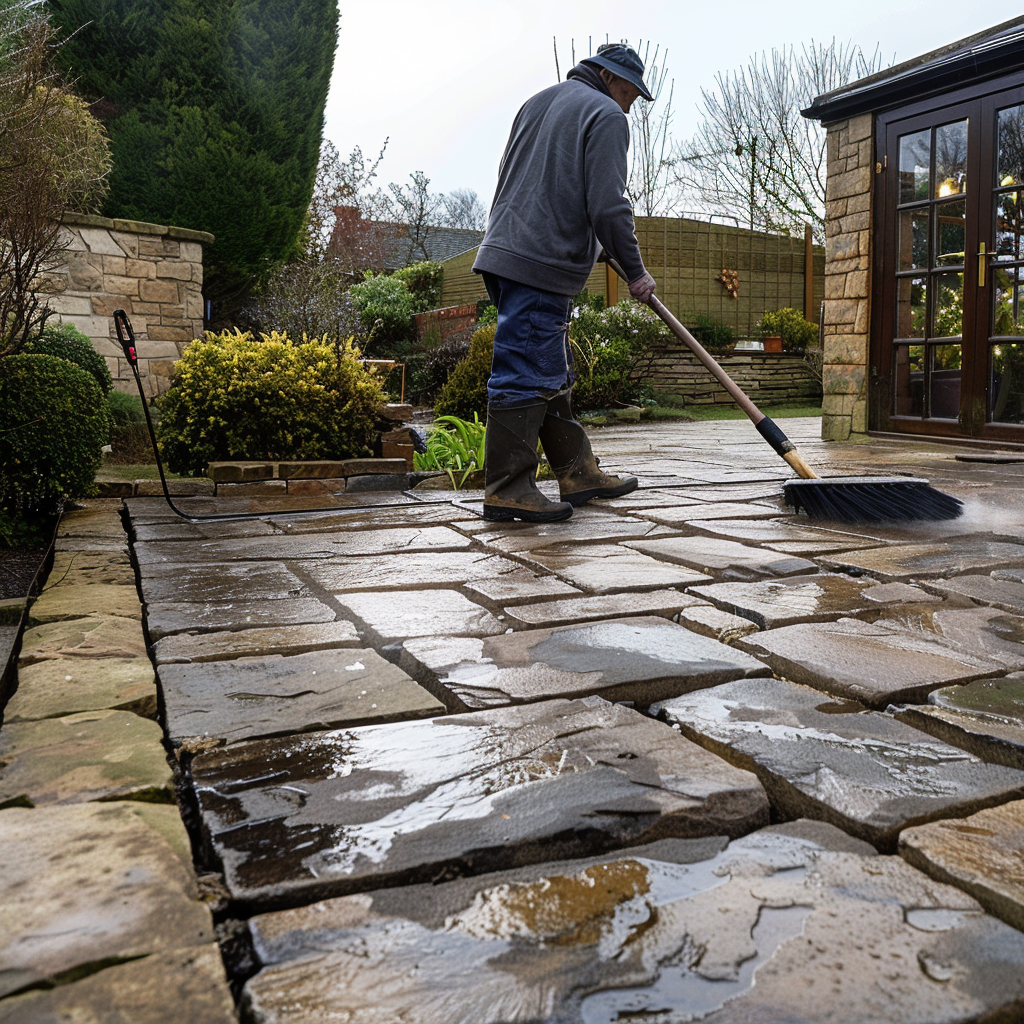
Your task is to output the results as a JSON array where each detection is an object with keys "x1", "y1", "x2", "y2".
[{"x1": 324, "y1": 2, "x2": 1002, "y2": 208}]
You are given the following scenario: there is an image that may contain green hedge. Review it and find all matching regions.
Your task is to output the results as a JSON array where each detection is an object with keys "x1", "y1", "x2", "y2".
[
  {"x1": 156, "y1": 329, "x2": 386, "y2": 476},
  {"x1": 24, "y1": 321, "x2": 112, "y2": 396},
  {"x1": 0, "y1": 354, "x2": 107, "y2": 543}
]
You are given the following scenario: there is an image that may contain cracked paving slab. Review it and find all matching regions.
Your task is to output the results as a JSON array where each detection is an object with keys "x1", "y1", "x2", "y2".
[
  {"x1": 735, "y1": 617, "x2": 1003, "y2": 706},
  {"x1": 624, "y1": 536, "x2": 817, "y2": 579},
  {"x1": 397, "y1": 616, "x2": 768, "y2": 712},
  {"x1": 653, "y1": 677, "x2": 1024, "y2": 850},
  {"x1": 190, "y1": 697, "x2": 768, "y2": 910},
  {"x1": 240, "y1": 820, "x2": 1024, "y2": 1024},
  {"x1": 144, "y1": 597, "x2": 338, "y2": 641},
  {"x1": 158, "y1": 648, "x2": 443, "y2": 750}
]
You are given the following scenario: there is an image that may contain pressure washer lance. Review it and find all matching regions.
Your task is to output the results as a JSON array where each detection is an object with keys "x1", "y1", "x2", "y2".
[
  {"x1": 604, "y1": 259, "x2": 963, "y2": 523},
  {"x1": 111, "y1": 309, "x2": 481, "y2": 523}
]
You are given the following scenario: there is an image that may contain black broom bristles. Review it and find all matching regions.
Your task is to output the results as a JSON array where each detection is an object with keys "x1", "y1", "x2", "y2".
[{"x1": 783, "y1": 477, "x2": 964, "y2": 523}]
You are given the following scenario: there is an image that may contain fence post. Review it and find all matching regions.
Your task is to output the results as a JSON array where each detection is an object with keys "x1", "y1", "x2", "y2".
[{"x1": 605, "y1": 262, "x2": 619, "y2": 306}]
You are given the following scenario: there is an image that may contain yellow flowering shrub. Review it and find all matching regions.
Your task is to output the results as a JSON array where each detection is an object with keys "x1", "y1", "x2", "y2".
[{"x1": 157, "y1": 330, "x2": 385, "y2": 476}]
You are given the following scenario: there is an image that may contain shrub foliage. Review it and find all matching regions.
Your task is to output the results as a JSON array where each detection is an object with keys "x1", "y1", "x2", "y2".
[
  {"x1": 24, "y1": 321, "x2": 113, "y2": 395},
  {"x1": 157, "y1": 330, "x2": 386, "y2": 476},
  {"x1": 755, "y1": 307, "x2": 818, "y2": 353},
  {"x1": 0, "y1": 354, "x2": 107, "y2": 542},
  {"x1": 434, "y1": 323, "x2": 495, "y2": 420}
]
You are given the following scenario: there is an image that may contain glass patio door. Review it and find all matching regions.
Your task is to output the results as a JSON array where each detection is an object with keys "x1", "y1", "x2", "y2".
[{"x1": 877, "y1": 85, "x2": 1024, "y2": 441}]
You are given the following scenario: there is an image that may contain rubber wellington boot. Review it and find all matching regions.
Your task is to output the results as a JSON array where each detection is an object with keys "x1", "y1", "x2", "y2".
[
  {"x1": 483, "y1": 402, "x2": 574, "y2": 522},
  {"x1": 538, "y1": 392, "x2": 638, "y2": 506}
]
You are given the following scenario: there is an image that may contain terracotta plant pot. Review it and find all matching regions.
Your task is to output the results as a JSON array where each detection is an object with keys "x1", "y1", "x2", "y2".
[{"x1": 762, "y1": 335, "x2": 783, "y2": 353}]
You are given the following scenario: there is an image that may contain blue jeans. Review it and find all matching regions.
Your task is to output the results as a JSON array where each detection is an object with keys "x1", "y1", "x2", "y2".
[{"x1": 483, "y1": 273, "x2": 575, "y2": 408}]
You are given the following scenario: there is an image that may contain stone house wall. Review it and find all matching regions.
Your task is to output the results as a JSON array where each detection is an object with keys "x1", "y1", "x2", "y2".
[
  {"x1": 821, "y1": 113, "x2": 874, "y2": 439},
  {"x1": 42, "y1": 212, "x2": 213, "y2": 397}
]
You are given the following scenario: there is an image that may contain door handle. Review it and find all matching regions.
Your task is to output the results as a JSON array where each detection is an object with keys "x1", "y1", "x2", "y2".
[{"x1": 978, "y1": 242, "x2": 987, "y2": 288}]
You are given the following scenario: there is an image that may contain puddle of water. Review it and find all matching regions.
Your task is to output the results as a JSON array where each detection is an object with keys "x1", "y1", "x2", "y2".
[{"x1": 905, "y1": 908, "x2": 980, "y2": 932}]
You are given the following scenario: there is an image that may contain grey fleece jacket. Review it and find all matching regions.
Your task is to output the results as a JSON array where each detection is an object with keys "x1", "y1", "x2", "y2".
[{"x1": 472, "y1": 76, "x2": 646, "y2": 296}]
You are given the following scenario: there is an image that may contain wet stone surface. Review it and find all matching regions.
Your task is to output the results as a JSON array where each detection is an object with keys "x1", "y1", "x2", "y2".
[
  {"x1": 334, "y1": 588, "x2": 505, "y2": 642},
  {"x1": 820, "y1": 539, "x2": 1024, "y2": 580},
  {"x1": 151, "y1": 620, "x2": 362, "y2": 664},
  {"x1": 397, "y1": 617, "x2": 768, "y2": 712},
  {"x1": 462, "y1": 570, "x2": 580, "y2": 606},
  {"x1": 500, "y1": 589, "x2": 708, "y2": 630},
  {"x1": 18, "y1": 616, "x2": 149, "y2": 663},
  {"x1": 653, "y1": 677, "x2": 1024, "y2": 850},
  {"x1": 44, "y1": 549, "x2": 137, "y2": 588},
  {"x1": 0, "y1": 803, "x2": 213, "y2": 998},
  {"x1": 191, "y1": 697, "x2": 768, "y2": 909},
  {"x1": 241, "y1": 821, "x2": 1024, "y2": 1024},
  {"x1": 689, "y1": 575, "x2": 937, "y2": 630},
  {"x1": 893, "y1": 673, "x2": 1024, "y2": 769},
  {"x1": 735, "y1": 617, "x2": 1001, "y2": 705},
  {"x1": 923, "y1": 572, "x2": 1024, "y2": 614},
  {"x1": 158, "y1": 649, "x2": 443, "y2": 750},
  {"x1": 0, "y1": 709, "x2": 172, "y2": 806},
  {"x1": 683, "y1": 517, "x2": 884, "y2": 553},
  {"x1": 633, "y1": 501, "x2": 788, "y2": 525},
  {"x1": 136, "y1": 561, "x2": 312, "y2": 604},
  {"x1": 900, "y1": 799, "x2": 1024, "y2": 932},
  {"x1": 297, "y1": 550, "x2": 524, "y2": 592},
  {"x1": 144, "y1": 597, "x2": 338, "y2": 641},
  {"x1": 473, "y1": 515, "x2": 665, "y2": 553},
  {"x1": 625, "y1": 536, "x2": 817, "y2": 579},
  {"x1": 28, "y1": 584, "x2": 142, "y2": 625}
]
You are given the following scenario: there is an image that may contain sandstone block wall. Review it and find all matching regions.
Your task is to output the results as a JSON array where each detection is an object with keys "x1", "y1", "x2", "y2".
[
  {"x1": 41, "y1": 213, "x2": 213, "y2": 397},
  {"x1": 822, "y1": 113, "x2": 874, "y2": 439}
]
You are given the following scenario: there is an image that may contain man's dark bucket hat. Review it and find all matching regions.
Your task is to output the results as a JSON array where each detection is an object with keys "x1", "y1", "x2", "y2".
[{"x1": 582, "y1": 43, "x2": 653, "y2": 101}]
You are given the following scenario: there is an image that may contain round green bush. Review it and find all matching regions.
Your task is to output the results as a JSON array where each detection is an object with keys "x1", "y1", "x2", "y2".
[
  {"x1": 0, "y1": 354, "x2": 107, "y2": 542},
  {"x1": 156, "y1": 330, "x2": 386, "y2": 476},
  {"x1": 434, "y1": 323, "x2": 495, "y2": 421},
  {"x1": 755, "y1": 308, "x2": 818, "y2": 354},
  {"x1": 24, "y1": 321, "x2": 112, "y2": 396},
  {"x1": 391, "y1": 261, "x2": 443, "y2": 312},
  {"x1": 349, "y1": 274, "x2": 418, "y2": 351}
]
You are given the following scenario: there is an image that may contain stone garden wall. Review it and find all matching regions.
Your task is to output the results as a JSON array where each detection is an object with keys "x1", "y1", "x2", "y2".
[
  {"x1": 42, "y1": 212, "x2": 213, "y2": 397},
  {"x1": 821, "y1": 113, "x2": 874, "y2": 439}
]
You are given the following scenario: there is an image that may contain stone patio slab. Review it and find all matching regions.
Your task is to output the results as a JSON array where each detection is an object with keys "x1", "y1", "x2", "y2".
[
  {"x1": 158, "y1": 648, "x2": 443, "y2": 750},
  {"x1": 144, "y1": 597, "x2": 338, "y2": 641},
  {"x1": 900, "y1": 800, "x2": 1024, "y2": 932},
  {"x1": 0, "y1": 709, "x2": 173, "y2": 807},
  {"x1": 0, "y1": 944, "x2": 237, "y2": 1024},
  {"x1": 297, "y1": 551, "x2": 523, "y2": 592},
  {"x1": 690, "y1": 575, "x2": 942, "y2": 630},
  {"x1": 191, "y1": 697, "x2": 768, "y2": 908},
  {"x1": 892, "y1": 673, "x2": 1024, "y2": 769},
  {"x1": 923, "y1": 573, "x2": 1024, "y2": 614},
  {"x1": 57, "y1": 509, "x2": 127, "y2": 538},
  {"x1": 137, "y1": 561, "x2": 311, "y2": 603},
  {"x1": 686, "y1": 517, "x2": 884, "y2": 553},
  {"x1": 18, "y1": 616, "x2": 149, "y2": 664},
  {"x1": 501, "y1": 589, "x2": 709, "y2": 629},
  {"x1": 398, "y1": 616, "x2": 767, "y2": 712},
  {"x1": 0, "y1": 803, "x2": 213, "y2": 998},
  {"x1": 151, "y1": 621, "x2": 362, "y2": 664},
  {"x1": 4, "y1": 657, "x2": 157, "y2": 721},
  {"x1": 674, "y1": 603, "x2": 761, "y2": 642},
  {"x1": 44, "y1": 549, "x2": 136, "y2": 588},
  {"x1": 634, "y1": 502, "x2": 787, "y2": 525},
  {"x1": 241, "y1": 821, "x2": 1024, "y2": 1024},
  {"x1": 462, "y1": 571, "x2": 580, "y2": 606},
  {"x1": 473, "y1": 517, "x2": 664, "y2": 554},
  {"x1": 130, "y1": 518, "x2": 279, "y2": 542},
  {"x1": 516, "y1": 543, "x2": 714, "y2": 593},
  {"x1": 334, "y1": 589, "x2": 504, "y2": 642},
  {"x1": 625, "y1": 536, "x2": 817, "y2": 579},
  {"x1": 820, "y1": 539, "x2": 1024, "y2": 580},
  {"x1": 735, "y1": 617, "x2": 1001, "y2": 705},
  {"x1": 28, "y1": 583, "x2": 142, "y2": 625},
  {"x1": 652, "y1": 677, "x2": 1024, "y2": 849}
]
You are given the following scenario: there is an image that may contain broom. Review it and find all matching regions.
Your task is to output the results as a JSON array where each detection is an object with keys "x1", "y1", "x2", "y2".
[{"x1": 605, "y1": 259, "x2": 963, "y2": 523}]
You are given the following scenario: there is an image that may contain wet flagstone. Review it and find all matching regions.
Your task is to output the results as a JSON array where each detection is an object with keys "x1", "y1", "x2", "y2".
[
  {"x1": 57, "y1": 509, "x2": 127, "y2": 539},
  {"x1": 923, "y1": 572, "x2": 1024, "y2": 614},
  {"x1": 4, "y1": 657, "x2": 157, "y2": 721},
  {"x1": 191, "y1": 697, "x2": 768, "y2": 909},
  {"x1": 144, "y1": 596, "x2": 338, "y2": 641},
  {"x1": 0, "y1": 944, "x2": 237, "y2": 1024},
  {"x1": 241, "y1": 821, "x2": 1024, "y2": 1024},
  {"x1": 462, "y1": 570, "x2": 580, "y2": 606},
  {"x1": 735, "y1": 617, "x2": 1001, "y2": 705},
  {"x1": 334, "y1": 589, "x2": 505, "y2": 642},
  {"x1": 136, "y1": 561, "x2": 311, "y2": 603},
  {"x1": 398, "y1": 617, "x2": 768, "y2": 711},
  {"x1": 900, "y1": 800, "x2": 1024, "y2": 932},
  {"x1": 297, "y1": 551, "x2": 523, "y2": 592},
  {"x1": 633, "y1": 502, "x2": 787, "y2": 525},
  {"x1": 500, "y1": 589, "x2": 708, "y2": 630},
  {"x1": 151, "y1": 621, "x2": 362, "y2": 664},
  {"x1": 689, "y1": 575, "x2": 940, "y2": 630},
  {"x1": 18, "y1": 616, "x2": 149, "y2": 664},
  {"x1": 0, "y1": 709, "x2": 172, "y2": 807},
  {"x1": 158, "y1": 649, "x2": 443, "y2": 750},
  {"x1": 652, "y1": 677, "x2": 1024, "y2": 850},
  {"x1": 473, "y1": 517, "x2": 665, "y2": 554},
  {"x1": 820, "y1": 539, "x2": 1024, "y2": 581},
  {"x1": 624, "y1": 536, "x2": 817, "y2": 579},
  {"x1": 893, "y1": 673, "x2": 1024, "y2": 769},
  {"x1": 674, "y1": 603, "x2": 761, "y2": 643},
  {"x1": 44, "y1": 550, "x2": 136, "y2": 588},
  {"x1": 515, "y1": 543, "x2": 714, "y2": 593},
  {"x1": 685, "y1": 517, "x2": 884, "y2": 553},
  {"x1": 27, "y1": 583, "x2": 142, "y2": 625},
  {"x1": 0, "y1": 803, "x2": 213, "y2": 998}
]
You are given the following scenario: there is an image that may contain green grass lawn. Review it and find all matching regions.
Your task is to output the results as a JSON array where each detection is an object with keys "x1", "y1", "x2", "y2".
[
  {"x1": 670, "y1": 401, "x2": 823, "y2": 422},
  {"x1": 97, "y1": 463, "x2": 187, "y2": 481}
]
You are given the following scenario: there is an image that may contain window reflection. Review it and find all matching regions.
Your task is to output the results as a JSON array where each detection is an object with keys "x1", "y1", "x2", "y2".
[
  {"x1": 935, "y1": 200, "x2": 966, "y2": 266},
  {"x1": 899, "y1": 130, "x2": 930, "y2": 204},
  {"x1": 897, "y1": 277, "x2": 927, "y2": 337},
  {"x1": 935, "y1": 121, "x2": 968, "y2": 197},
  {"x1": 995, "y1": 192, "x2": 1021, "y2": 261},
  {"x1": 934, "y1": 272, "x2": 963, "y2": 337},
  {"x1": 997, "y1": 104, "x2": 1024, "y2": 187},
  {"x1": 930, "y1": 345, "x2": 962, "y2": 418},
  {"x1": 899, "y1": 210, "x2": 929, "y2": 270},
  {"x1": 894, "y1": 344, "x2": 925, "y2": 415},
  {"x1": 993, "y1": 265, "x2": 1024, "y2": 336},
  {"x1": 991, "y1": 343, "x2": 1024, "y2": 423}
]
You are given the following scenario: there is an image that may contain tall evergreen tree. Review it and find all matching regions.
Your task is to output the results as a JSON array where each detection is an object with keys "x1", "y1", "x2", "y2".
[{"x1": 47, "y1": 0, "x2": 338, "y2": 313}]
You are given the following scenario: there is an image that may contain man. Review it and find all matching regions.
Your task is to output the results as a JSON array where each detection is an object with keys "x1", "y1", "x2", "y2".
[{"x1": 473, "y1": 42, "x2": 657, "y2": 523}]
